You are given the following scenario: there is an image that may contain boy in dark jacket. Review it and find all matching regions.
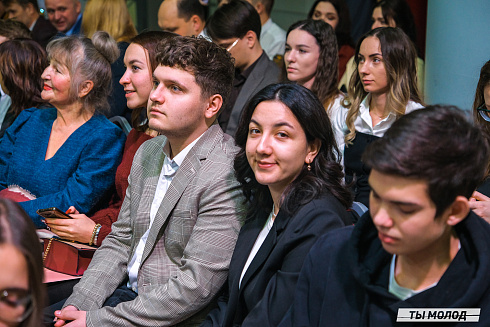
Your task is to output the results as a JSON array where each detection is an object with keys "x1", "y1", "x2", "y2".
[{"x1": 280, "y1": 105, "x2": 490, "y2": 326}]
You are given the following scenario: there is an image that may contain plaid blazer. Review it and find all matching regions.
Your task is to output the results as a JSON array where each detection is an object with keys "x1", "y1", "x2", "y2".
[{"x1": 65, "y1": 124, "x2": 245, "y2": 326}]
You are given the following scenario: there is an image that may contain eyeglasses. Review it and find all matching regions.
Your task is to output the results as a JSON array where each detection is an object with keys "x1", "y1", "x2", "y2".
[
  {"x1": 0, "y1": 288, "x2": 33, "y2": 324},
  {"x1": 225, "y1": 38, "x2": 239, "y2": 52},
  {"x1": 477, "y1": 104, "x2": 490, "y2": 122}
]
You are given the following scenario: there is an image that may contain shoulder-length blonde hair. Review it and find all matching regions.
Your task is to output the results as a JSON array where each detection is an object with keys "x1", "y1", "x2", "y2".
[
  {"x1": 344, "y1": 27, "x2": 422, "y2": 144},
  {"x1": 81, "y1": 0, "x2": 137, "y2": 43}
]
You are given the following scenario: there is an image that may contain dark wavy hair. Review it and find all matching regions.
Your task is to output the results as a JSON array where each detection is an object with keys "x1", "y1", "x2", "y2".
[
  {"x1": 286, "y1": 19, "x2": 340, "y2": 114},
  {"x1": 234, "y1": 83, "x2": 352, "y2": 218},
  {"x1": 308, "y1": 0, "x2": 354, "y2": 48},
  {"x1": 363, "y1": 106, "x2": 488, "y2": 217},
  {"x1": 0, "y1": 39, "x2": 47, "y2": 121},
  {"x1": 128, "y1": 31, "x2": 175, "y2": 131},
  {"x1": 0, "y1": 199, "x2": 45, "y2": 327},
  {"x1": 472, "y1": 59, "x2": 490, "y2": 177}
]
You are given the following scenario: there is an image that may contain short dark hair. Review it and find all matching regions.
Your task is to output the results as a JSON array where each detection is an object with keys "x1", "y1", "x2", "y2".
[
  {"x1": 0, "y1": 199, "x2": 45, "y2": 327},
  {"x1": 206, "y1": 0, "x2": 261, "y2": 42},
  {"x1": 0, "y1": 39, "x2": 47, "y2": 119},
  {"x1": 363, "y1": 106, "x2": 489, "y2": 217},
  {"x1": 308, "y1": 0, "x2": 354, "y2": 48},
  {"x1": 234, "y1": 83, "x2": 352, "y2": 218},
  {"x1": 177, "y1": 0, "x2": 207, "y2": 22},
  {"x1": 0, "y1": 19, "x2": 31, "y2": 39},
  {"x1": 155, "y1": 36, "x2": 234, "y2": 107},
  {"x1": 1, "y1": 0, "x2": 39, "y2": 11}
]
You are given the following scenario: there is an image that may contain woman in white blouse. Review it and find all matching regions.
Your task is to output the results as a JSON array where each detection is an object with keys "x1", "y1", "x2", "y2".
[{"x1": 332, "y1": 27, "x2": 424, "y2": 208}]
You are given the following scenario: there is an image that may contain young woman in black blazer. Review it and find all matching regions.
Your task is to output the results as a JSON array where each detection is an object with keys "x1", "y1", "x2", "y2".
[{"x1": 201, "y1": 83, "x2": 352, "y2": 326}]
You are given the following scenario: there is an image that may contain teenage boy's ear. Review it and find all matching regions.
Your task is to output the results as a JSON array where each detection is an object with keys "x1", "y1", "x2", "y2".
[{"x1": 446, "y1": 195, "x2": 470, "y2": 226}]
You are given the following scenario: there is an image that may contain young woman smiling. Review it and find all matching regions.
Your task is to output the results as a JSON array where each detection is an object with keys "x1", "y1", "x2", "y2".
[{"x1": 202, "y1": 83, "x2": 352, "y2": 326}]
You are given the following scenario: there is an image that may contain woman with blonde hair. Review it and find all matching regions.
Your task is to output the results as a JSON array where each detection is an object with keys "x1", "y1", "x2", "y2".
[
  {"x1": 332, "y1": 27, "x2": 423, "y2": 207},
  {"x1": 81, "y1": 0, "x2": 138, "y2": 120},
  {"x1": 0, "y1": 32, "x2": 125, "y2": 226}
]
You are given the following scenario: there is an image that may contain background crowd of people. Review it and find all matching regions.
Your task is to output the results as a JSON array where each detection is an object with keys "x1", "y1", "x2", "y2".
[{"x1": 0, "y1": 0, "x2": 489, "y2": 326}]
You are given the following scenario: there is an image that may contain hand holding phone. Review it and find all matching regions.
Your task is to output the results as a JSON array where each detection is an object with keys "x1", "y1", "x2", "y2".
[{"x1": 36, "y1": 207, "x2": 72, "y2": 219}]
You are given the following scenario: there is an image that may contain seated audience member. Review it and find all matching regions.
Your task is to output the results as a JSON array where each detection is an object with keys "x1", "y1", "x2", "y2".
[
  {"x1": 0, "y1": 18, "x2": 31, "y2": 43},
  {"x1": 81, "y1": 0, "x2": 138, "y2": 121},
  {"x1": 0, "y1": 199, "x2": 45, "y2": 327},
  {"x1": 285, "y1": 19, "x2": 340, "y2": 119},
  {"x1": 201, "y1": 83, "x2": 352, "y2": 327},
  {"x1": 52, "y1": 36, "x2": 245, "y2": 326},
  {"x1": 206, "y1": 0, "x2": 280, "y2": 136},
  {"x1": 2, "y1": 0, "x2": 57, "y2": 47},
  {"x1": 280, "y1": 106, "x2": 490, "y2": 326},
  {"x1": 43, "y1": 31, "x2": 173, "y2": 323},
  {"x1": 308, "y1": 0, "x2": 354, "y2": 79},
  {"x1": 45, "y1": 0, "x2": 82, "y2": 36},
  {"x1": 0, "y1": 32, "x2": 125, "y2": 227},
  {"x1": 0, "y1": 39, "x2": 47, "y2": 138},
  {"x1": 245, "y1": 0, "x2": 286, "y2": 60},
  {"x1": 158, "y1": 0, "x2": 208, "y2": 38},
  {"x1": 45, "y1": 31, "x2": 173, "y2": 246},
  {"x1": 339, "y1": 0, "x2": 424, "y2": 94},
  {"x1": 332, "y1": 27, "x2": 423, "y2": 208},
  {"x1": 469, "y1": 59, "x2": 490, "y2": 222}
]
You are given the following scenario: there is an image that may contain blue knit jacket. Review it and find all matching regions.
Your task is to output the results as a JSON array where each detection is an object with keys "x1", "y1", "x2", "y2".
[{"x1": 0, "y1": 107, "x2": 125, "y2": 227}]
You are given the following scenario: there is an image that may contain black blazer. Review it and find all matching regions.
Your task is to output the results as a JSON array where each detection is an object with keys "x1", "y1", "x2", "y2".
[
  {"x1": 202, "y1": 193, "x2": 352, "y2": 327},
  {"x1": 31, "y1": 16, "x2": 57, "y2": 48}
]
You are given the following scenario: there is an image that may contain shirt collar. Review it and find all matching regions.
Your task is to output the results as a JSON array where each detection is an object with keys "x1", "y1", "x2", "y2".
[
  {"x1": 162, "y1": 132, "x2": 204, "y2": 171},
  {"x1": 65, "y1": 13, "x2": 82, "y2": 36}
]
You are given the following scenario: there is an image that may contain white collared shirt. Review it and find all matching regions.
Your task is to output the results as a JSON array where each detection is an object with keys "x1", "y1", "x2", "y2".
[
  {"x1": 127, "y1": 135, "x2": 203, "y2": 292},
  {"x1": 331, "y1": 96, "x2": 423, "y2": 163}
]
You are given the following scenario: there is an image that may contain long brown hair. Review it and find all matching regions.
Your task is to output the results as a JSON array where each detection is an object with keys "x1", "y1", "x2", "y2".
[
  {"x1": 127, "y1": 31, "x2": 176, "y2": 132},
  {"x1": 0, "y1": 39, "x2": 47, "y2": 119},
  {"x1": 344, "y1": 27, "x2": 422, "y2": 144}
]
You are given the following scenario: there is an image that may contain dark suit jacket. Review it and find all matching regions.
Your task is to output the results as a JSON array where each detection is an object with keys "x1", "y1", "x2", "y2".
[
  {"x1": 31, "y1": 16, "x2": 57, "y2": 48},
  {"x1": 202, "y1": 193, "x2": 352, "y2": 327},
  {"x1": 65, "y1": 124, "x2": 246, "y2": 326},
  {"x1": 225, "y1": 52, "x2": 280, "y2": 136}
]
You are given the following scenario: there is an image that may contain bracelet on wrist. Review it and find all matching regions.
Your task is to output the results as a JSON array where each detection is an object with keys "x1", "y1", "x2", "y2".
[
  {"x1": 93, "y1": 224, "x2": 102, "y2": 246},
  {"x1": 89, "y1": 223, "x2": 101, "y2": 246}
]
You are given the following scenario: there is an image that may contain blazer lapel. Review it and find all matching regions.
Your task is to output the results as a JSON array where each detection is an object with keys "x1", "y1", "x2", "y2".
[
  {"x1": 140, "y1": 124, "x2": 223, "y2": 263},
  {"x1": 239, "y1": 209, "x2": 290, "y2": 290},
  {"x1": 130, "y1": 137, "x2": 166, "y2": 254}
]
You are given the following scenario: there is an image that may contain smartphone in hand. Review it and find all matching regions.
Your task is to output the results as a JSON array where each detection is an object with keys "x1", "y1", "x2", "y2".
[{"x1": 36, "y1": 207, "x2": 72, "y2": 219}]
